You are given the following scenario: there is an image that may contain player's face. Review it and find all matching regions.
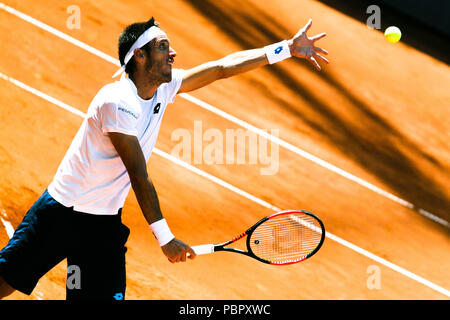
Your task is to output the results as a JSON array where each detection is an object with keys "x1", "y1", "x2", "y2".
[{"x1": 145, "y1": 35, "x2": 176, "y2": 84}]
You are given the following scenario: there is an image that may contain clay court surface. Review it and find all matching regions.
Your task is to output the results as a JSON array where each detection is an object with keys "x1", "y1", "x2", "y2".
[{"x1": 0, "y1": 0, "x2": 449, "y2": 300}]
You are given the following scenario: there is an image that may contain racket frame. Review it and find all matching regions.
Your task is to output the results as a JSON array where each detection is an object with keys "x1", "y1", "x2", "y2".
[{"x1": 211, "y1": 209, "x2": 326, "y2": 265}]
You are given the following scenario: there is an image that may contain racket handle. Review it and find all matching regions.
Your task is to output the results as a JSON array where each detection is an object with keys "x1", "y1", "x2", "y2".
[{"x1": 190, "y1": 244, "x2": 215, "y2": 255}]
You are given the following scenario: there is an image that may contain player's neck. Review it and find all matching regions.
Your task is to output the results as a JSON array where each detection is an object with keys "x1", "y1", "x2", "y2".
[{"x1": 129, "y1": 72, "x2": 160, "y2": 100}]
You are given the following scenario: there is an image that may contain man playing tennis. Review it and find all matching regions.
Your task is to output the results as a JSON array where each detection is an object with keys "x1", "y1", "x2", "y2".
[{"x1": 0, "y1": 17, "x2": 328, "y2": 300}]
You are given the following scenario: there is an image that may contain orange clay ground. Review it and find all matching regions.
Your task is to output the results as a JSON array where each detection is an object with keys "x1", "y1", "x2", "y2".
[{"x1": 0, "y1": 0, "x2": 449, "y2": 300}]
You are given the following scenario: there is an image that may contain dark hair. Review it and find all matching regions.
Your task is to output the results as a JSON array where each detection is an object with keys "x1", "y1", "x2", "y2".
[{"x1": 118, "y1": 17, "x2": 160, "y2": 75}]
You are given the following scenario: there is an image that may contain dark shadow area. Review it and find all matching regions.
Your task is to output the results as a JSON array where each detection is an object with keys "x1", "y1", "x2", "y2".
[
  {"x1": 184, "y1": 0, "x2": 450, "y2": 228},
  {"x1": 318, "y1": 0, "x2": 450, "y2": 65}
]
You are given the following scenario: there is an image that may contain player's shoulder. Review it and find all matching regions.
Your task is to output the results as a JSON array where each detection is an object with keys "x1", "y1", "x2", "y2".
[
  {"x1": 95, "y1": 79, "x2": 141, "y2": 110},
  {"x1": 84, "y1": 80, "x2": 140, "y2": 122},
  {"x1": 98, "y1": 80, "x2": 128, "y2": 103},
  {"x1": 172, "y1": 68, "x2": 186, "y2": 79}
]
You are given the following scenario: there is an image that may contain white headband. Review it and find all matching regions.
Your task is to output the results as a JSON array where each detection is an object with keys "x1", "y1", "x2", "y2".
[{"x1": 112, "y1": 26, "x2": 168, "y2": 78}]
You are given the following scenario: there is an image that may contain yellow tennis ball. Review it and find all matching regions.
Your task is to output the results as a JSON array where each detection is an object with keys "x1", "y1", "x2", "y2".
[{"x1": 384, "y1": 26, "x2": 402, "y2": 43}]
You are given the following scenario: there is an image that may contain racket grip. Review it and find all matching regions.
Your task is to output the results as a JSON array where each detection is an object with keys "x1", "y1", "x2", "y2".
[{"x1": 190, "y1": 244, "x2": 215, "y2": 255}]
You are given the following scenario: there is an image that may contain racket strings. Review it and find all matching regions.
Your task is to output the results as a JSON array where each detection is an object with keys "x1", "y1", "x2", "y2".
[{"x1": 249, "y1": 213, "x2": 322, "y2": 264}]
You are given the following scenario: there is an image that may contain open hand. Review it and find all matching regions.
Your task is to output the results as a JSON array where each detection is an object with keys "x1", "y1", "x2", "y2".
[{"x1": 288, "y1": 19, "x2": 329, "y2": 71}]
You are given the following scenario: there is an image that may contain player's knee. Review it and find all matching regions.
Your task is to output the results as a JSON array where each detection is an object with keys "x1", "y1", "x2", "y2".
[{"x1": 0, "y1": 276, "x2": 15, "y2": 299}]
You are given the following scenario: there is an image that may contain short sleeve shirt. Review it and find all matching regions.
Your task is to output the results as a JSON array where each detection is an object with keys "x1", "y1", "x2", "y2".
[{"x1": 47, "y1": 69, "x2": 185, "y2": 215}]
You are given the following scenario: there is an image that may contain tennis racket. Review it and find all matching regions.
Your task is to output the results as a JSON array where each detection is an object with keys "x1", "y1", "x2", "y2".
[{"x1": 190, "y1": 209, "x2": 325, "y2": 265}]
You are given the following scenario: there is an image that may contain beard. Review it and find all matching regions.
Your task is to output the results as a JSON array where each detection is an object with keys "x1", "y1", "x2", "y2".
[
  {"x1": 146, "y1": 60, "x2": 172, "y2": 84},
  {"x1": 161, "y1": 68, "x2": 172, "y2": 82}
]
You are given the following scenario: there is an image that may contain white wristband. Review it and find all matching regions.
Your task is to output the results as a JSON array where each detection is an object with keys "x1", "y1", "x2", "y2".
[
  {"x1": 149, "y1": 219, "x2": 175, "y2": 246},
  {"x1": 264, "y1": 40, "x2": 292, "y2": 64}
]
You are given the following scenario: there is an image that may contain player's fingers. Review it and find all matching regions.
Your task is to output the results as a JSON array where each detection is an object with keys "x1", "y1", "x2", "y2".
[
  {"x1": 311, "y1": 32, "x2": 326, "y2": 42},
  {"x1": 304, "y1": 18, "x2": 312, "y2": 32},
  {"x1": 186, "y1": 246, "x2": 196, "y2": 259},
  {"x1": 314, "y1": 52, "x2": 329, "y2": 64},
  {"x1": 313, "y1": 46, "x2": 328, "y2": 55},
  {"x1": 309, "y1": 56, "x2": 321, "y2": 71},
  {"x1": 180, "y1": 247, "x2": 189, "y2": 262},
  {"x1": 169, "y1": 249, "x2": 181, "y2": 263}
]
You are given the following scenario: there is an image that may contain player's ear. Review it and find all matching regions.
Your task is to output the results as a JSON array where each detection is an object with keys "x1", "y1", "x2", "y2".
[{"x1": 133, "y1": 48, "x2": 146, "y2": 64}]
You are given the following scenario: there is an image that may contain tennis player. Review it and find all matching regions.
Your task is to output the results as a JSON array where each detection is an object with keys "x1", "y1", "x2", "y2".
[{"x1": 0, "y1": 17, "x2": 328, "y2": 300}]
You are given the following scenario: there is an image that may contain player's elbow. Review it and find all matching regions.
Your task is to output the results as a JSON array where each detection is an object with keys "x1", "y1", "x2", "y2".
[
  {"x1": 218, "y1": 58, "x2": 237, "y2": 79},
  {"x1": 221, "y1": 67, "x2": 235, "y2": 79},
  {"x1": 214, "y1": 63, "x2": 228, "y2": 80}
]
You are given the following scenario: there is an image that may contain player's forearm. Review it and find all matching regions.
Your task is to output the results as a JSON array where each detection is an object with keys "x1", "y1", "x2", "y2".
[
  {"x1": 219, "y1": 48, "x2": 269, "y2": 78},
  {"x1": 130, "y1": 174, "x2": 164, "y2": 225},
  {"x1": 179, "y1": 43, "x2": 291, "y2": 93}
]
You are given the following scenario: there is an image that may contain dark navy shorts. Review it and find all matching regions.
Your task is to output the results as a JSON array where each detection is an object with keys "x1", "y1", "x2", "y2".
[{"x1": 0, "y1": 189, "x2": 130, "y2": 300}]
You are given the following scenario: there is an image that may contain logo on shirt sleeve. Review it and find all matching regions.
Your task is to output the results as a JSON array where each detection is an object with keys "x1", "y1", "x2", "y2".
[
  {"x1": 153, "y1": 103, "x2": 161, "y2": 114},
  {"x1": 118, "y1": 106, "x2": 139, "y2": 119}
]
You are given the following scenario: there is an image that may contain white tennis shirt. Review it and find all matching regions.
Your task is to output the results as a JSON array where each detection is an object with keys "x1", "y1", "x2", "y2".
[{"x1": 48, "y1": 69, "x2": 185, "y2": 215}]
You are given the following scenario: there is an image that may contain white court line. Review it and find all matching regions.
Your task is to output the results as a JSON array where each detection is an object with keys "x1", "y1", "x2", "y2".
[
  {"x1": 0, "y1": 72, "x2": 448, "y2": 297},
  {"x1": 289, "y1": 215, "x2": 323, "y2": 234},
  {"x1": 0, "y1": 73, "x2": 85, "y2": 118},
  {"x1": 180, "y1": 95, "x2": 450, "y2": 229},
  {"x1": 0, "y1": 2, "x2": 447, "y2": 229},
  {"x1": 0, "y1": 3, "x2": 118, "y2": 66}
]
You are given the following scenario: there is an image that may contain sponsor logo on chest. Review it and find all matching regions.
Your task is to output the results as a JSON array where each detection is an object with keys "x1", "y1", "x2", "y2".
[{"x1": 153, "y1": 102, "x2": 161, "y2": 114}]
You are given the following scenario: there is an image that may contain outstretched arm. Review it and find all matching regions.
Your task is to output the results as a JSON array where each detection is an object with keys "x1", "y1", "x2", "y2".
[{"x1": 178, "y1": 19, "x2": 328, "y2": 93}]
